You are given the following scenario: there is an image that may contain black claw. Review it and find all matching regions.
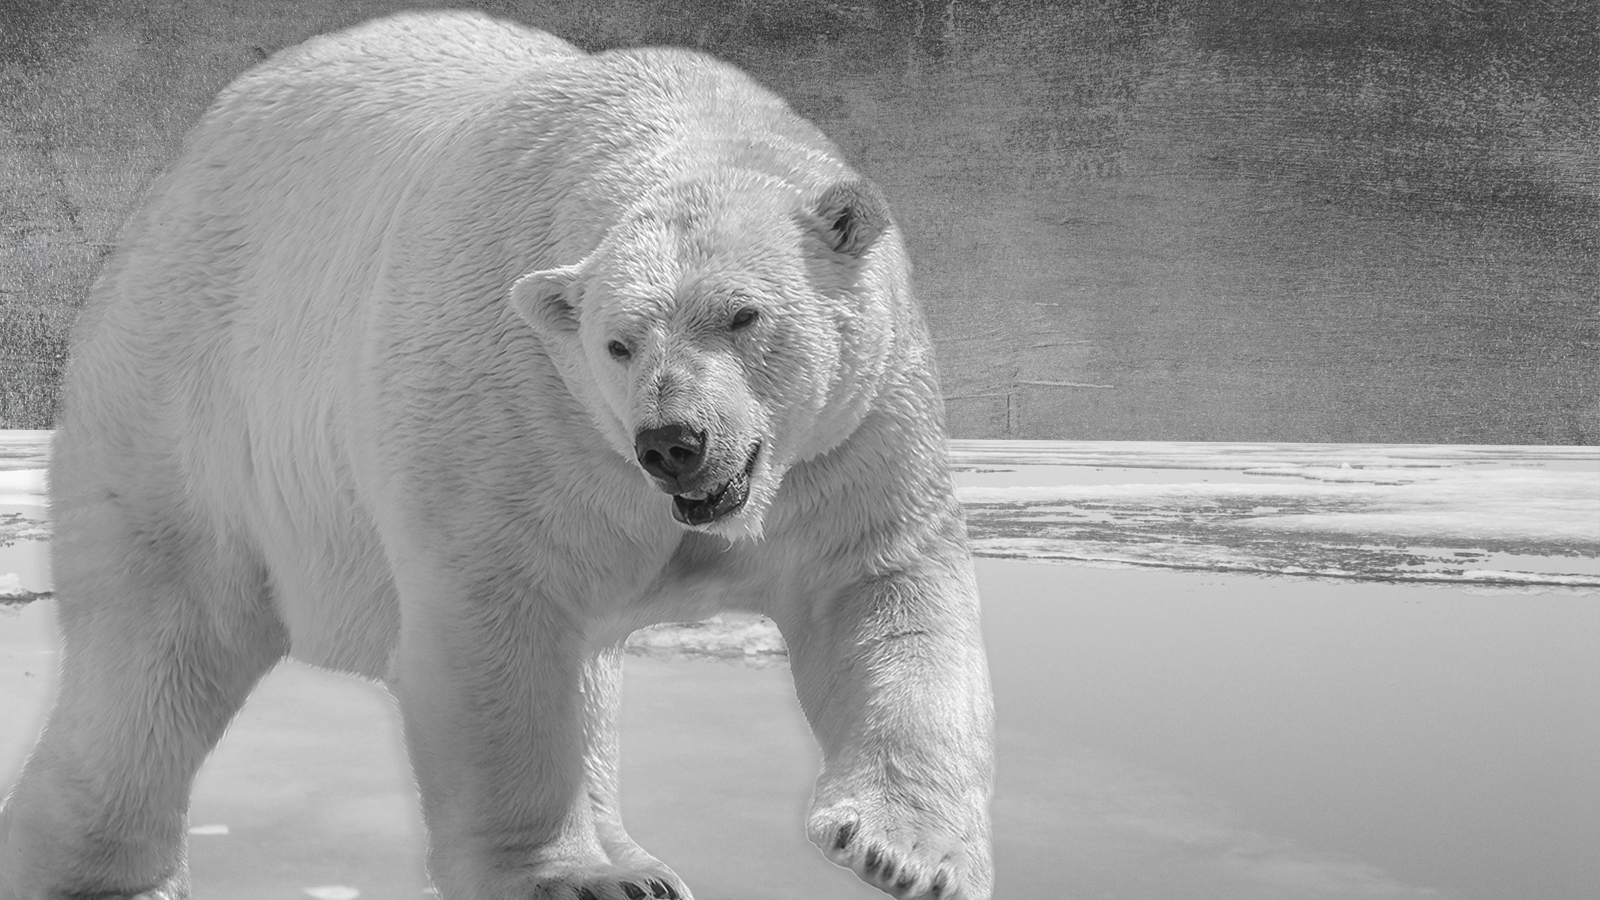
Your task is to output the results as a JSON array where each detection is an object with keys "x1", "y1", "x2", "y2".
[
  {"x1": 647, "y1": 880, "x2": 672, "y2": 899},
  {"x1": 930, "y1": 870, "x2": 949, "y2": 899},
  {"x1": 834, "y1": 821, "x2": 856, "y2": 850},
  {"x1": 577, "y1": 889, "x2": 599, "y2": 900},
  {"x1": 863, "y1": 846, "x2": 881, "y2": 874},
  {"x1": 880, "y1": 858, "x2": 897, "y2": 883},
  {"x1": 621, "y1": 883, "x2": 647, "y2": 900},
  {"x1": 663, "y1": 884, "x2": 680, "y2": 900},
  {"x1": 896, "y1": 874, "x2": 917, "y2": 892}
]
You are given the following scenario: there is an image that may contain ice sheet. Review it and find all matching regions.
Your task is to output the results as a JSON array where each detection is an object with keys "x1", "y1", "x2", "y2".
[{"x1": 3, "y1": 433, "x2": 1595, "y2": 653}]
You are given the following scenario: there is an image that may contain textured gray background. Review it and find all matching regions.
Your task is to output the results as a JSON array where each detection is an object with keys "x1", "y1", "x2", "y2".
[{"x1": 2, "y1": 0, "x2": 1596, "y2": 442}]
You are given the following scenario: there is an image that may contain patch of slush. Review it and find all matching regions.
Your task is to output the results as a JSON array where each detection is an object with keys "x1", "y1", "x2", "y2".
[
  {"x1": 624, "y1": 613, "x2": 788, "y2": 667},
  {"x1": 1, "y1": 508, "x2": 49, "y2": 548},
  {"x1": 303, "y1": 888, "x2": 360, "y2": 900},
  {"x1": 0, "y1": 572, "x2": 47, "y2": 606}
]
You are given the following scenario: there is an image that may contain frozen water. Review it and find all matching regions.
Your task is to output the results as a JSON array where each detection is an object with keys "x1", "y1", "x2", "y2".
[
  {"x1": 2, "y1": 433, "x2": 1595, "y2": 649},
  {"x1": 1, "y1": 432, "x2": 1596, "y2": 897},
  {"x1": 954, "y1": 439, "x2": 1599, "y2": 589}
]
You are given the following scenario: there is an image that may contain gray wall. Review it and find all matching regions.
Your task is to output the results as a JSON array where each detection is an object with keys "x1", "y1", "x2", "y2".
[{"x1": 2, "y1": 0, "x2": 1595, "y2": 442}]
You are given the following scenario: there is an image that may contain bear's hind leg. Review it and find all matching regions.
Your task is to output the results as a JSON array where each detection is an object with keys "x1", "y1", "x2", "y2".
[{"x1": 0, "y1": 495, "x2": 288, "y2": 900}]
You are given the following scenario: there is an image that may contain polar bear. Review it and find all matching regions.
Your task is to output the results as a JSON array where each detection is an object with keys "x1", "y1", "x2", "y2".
[{"x1": 0, "y1": 11, "x2": 994, "y2": 900}]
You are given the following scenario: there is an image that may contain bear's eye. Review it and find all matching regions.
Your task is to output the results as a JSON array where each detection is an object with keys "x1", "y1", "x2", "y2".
[
  {"x1": 729, "y1": 308, "x2": 759, "y2": 331},
  {"x1": 606, "y1": 340, "x2": 631, "y2": 361}
]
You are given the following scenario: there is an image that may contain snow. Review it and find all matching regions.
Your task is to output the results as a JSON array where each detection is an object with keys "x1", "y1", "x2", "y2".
[
  {"x1": 302, "y1": 887, "x2": 360, "y2": 900},
  {"x1": 622, "y1": 613, "x2": 788, "y2": 667},
  {"x1": 954, "y1": 440, "x2": 1599, "y2": 588},
  {"x1": 0, "y1": 469, "x2": 47, "y2": 507}
]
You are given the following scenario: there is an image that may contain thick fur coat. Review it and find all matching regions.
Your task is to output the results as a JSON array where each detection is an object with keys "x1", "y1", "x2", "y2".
[{"x1": 0, "y1": 12, "x2": 994, "y2": 900}]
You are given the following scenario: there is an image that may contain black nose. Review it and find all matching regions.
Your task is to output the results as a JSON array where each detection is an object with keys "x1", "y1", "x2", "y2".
[{"x1": 634, "y1": 423, "x2": 706, "y2": 482}]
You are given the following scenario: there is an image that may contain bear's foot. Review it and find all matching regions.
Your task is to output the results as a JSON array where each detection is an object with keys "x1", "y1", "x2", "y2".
[
  {"x1": 808, "y1": 799, "x2": 990, "y2": 900},
  {"x1": 520, "y1": 862, "x2": 691, "y2": 900}
]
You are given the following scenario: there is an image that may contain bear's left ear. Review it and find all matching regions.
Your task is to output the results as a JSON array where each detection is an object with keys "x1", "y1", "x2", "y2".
[
  {"x1": 807, "y1": 179, "x2": 889, "y2": 259},
  {"x1": 510, "y1": 262, "x2": 583, "y2": 336}
]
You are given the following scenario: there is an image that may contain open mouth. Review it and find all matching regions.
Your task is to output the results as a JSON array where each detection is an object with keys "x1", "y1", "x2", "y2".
[{"x1": 672, "y1": 443, "x2": 760, "y2": 527}]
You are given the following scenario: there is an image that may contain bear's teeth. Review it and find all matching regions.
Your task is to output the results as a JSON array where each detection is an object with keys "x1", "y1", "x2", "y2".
[{"x1": 682, "y1": 490, "x2": 708, "y2": 500}]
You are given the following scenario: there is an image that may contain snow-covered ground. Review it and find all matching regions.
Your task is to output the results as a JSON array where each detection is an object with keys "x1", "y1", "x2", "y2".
[{"x1": 952, "y1": 439, "x2": 1599, "y2": 588}]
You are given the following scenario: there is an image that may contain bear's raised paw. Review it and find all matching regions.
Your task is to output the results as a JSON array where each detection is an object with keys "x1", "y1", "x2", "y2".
[
  {"x1": 808, "y1": 800, "x2": 991, "y2": 900},
  {"x1": 566, "y1": 879, "x2": 682, "y2": 900}
]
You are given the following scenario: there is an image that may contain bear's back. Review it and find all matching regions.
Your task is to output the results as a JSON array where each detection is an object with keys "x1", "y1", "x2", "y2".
[
  {"x1": 53, "y1": 11, "x2": 868, "y2": 545},
  {"x1": 52, "y1": 14, "x2": 588, "y2": 529},
  {"x1": 74, "y1": 11, "x2": 838, "y2": 400}
]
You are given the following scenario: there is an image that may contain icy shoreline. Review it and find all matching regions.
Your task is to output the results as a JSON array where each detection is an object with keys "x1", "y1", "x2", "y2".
[
  {"x1": 4, "y1": 433, "x2": 1596, "y2": 661},
  {"x1": 952, "y1": 441, "x2": 1599, "y2": 589}
]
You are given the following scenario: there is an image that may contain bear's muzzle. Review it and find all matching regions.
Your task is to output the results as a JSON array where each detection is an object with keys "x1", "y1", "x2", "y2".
[{"x1": 634, "y1": 425, "x2": 760, "y2": 526}]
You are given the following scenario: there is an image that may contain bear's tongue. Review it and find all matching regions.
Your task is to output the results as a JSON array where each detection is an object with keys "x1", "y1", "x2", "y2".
[
  {"x1": 671, "y1": 445, "x2": 758, "y2": 526},
  {"x1": 672, "y1": 470, "x2": 747, "y2": 526}
]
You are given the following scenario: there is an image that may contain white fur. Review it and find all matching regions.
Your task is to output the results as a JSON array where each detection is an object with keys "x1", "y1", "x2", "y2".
[{"x1": 0, "y1": 11, "x2": 993, "y2": 900}]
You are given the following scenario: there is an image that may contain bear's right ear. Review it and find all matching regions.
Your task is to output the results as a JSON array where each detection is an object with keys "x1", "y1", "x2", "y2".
[
  {"x1": 807, "y1": 179, "x2": 890, "y2": 259},
  {"x1": 510, "y1": 263, "x2": 582, "y2": 336}
]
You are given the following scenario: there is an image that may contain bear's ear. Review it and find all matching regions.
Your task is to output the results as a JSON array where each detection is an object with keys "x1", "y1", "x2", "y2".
[
  {"x1": 807, "y1": 179, "x2": 889, "y2": 259},
  {"x1": 510, "y1": 263, "x2": 583, "y2": 336}
]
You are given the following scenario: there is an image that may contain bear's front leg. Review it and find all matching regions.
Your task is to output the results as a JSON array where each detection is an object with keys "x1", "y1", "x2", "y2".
[
  {"x1": 775, "y1": 531, "x2": 995, "y2": 900},
  {"x1": 579, "y1": 645, "x2": 690, "y2": 897},
  {"x1": 388, "y1": 579, "x2": 689, "y2": 900}
]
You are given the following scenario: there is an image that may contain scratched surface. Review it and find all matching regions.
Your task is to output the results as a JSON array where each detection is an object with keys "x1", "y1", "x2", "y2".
[{"x1": 3, "y1": 2, "x2": 1595, "y2": 442}]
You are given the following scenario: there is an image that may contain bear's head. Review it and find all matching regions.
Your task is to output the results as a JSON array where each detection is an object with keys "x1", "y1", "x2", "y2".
[{"x1": 510, "y1": 173, "x2": 901, "y2": 540}]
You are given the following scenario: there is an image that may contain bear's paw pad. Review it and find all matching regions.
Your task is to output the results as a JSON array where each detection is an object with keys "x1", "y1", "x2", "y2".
[
  {"x1": 529, "y1": 865, "x2": 690, "y2": 900},
  {"x1": 809, "y1": 803, "x2": 987, "y2": 900}
]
